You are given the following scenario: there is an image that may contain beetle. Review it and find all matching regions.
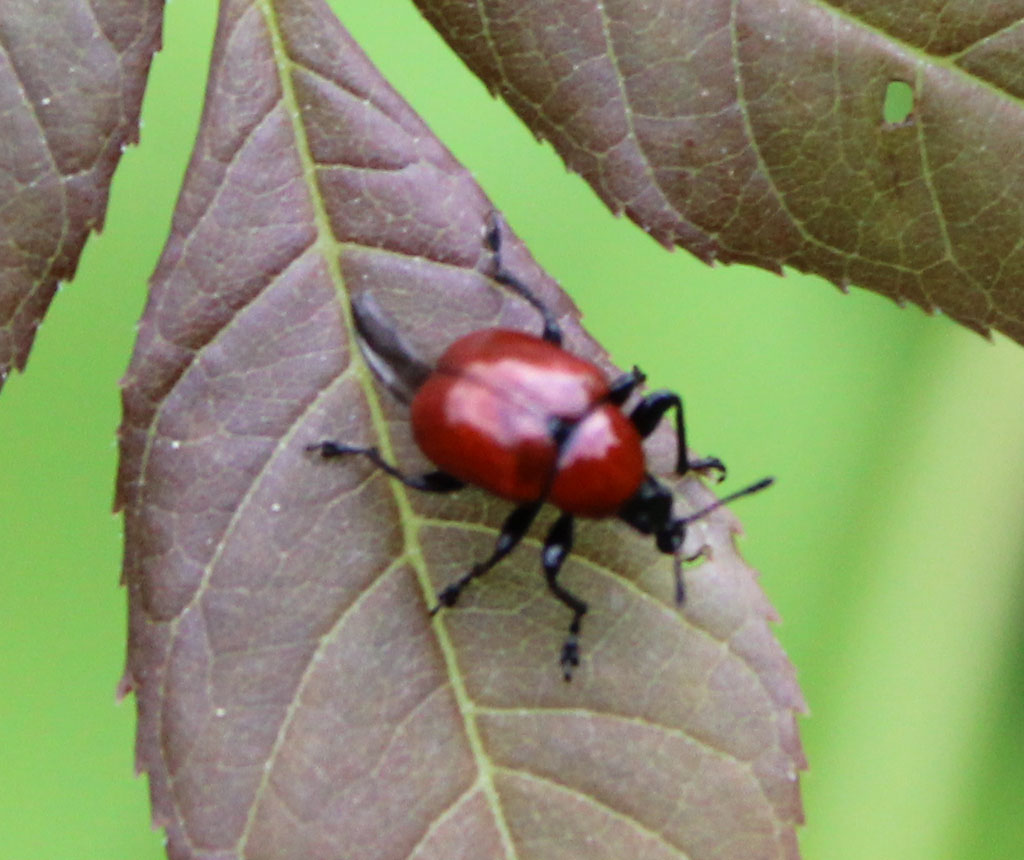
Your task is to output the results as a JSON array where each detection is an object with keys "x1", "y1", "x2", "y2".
[{"x1": 309, "y1": 216, "x2": 772, "y2": 679}]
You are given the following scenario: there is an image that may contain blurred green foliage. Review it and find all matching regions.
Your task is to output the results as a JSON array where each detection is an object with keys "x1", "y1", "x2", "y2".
[{"x1": 2, "y1": 1, "x2": 1021, "y2": 858}]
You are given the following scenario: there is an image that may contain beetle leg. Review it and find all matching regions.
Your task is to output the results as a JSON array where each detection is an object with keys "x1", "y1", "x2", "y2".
[
  {"x1": 431, "y1": 501, "x2": 543, "y2": 613},
  {"x1": 606, "y1": 366, "x2": 646, "y2": 406},
  {"x1": 306, "y1": 442, "x2": 465, "y2": 493},
  {"x1": 484, "y1": 213, "x2": 563, "y2": 346},
  {"x1": 540, "y1": 513, "x2": 588, "y2": 681},
  {"x1": 628, "y1": 392, "x2": 726, "y2": 480}
]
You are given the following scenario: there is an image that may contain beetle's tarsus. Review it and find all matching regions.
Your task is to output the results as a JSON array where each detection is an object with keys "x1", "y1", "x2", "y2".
[
  {"x1": 560, "y1": 637, "x2": 580, "y2": 682},
  {"x1": 690, "y1": 455, "x2": 726, "y2": 482}
]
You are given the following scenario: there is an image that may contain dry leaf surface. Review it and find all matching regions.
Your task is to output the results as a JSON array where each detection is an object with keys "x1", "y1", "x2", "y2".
[
  {"x1": 415, "y1": 0, "x2": 1024, "y2": 343},
  {"x1": 0, "y1": 0, "x2": 162, "y2": 390},
  {"x1": 117, "y1": 1, "x2": 805, "y2": 858}
]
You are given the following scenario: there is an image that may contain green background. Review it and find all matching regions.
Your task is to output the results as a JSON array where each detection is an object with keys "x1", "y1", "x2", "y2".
[{"x1": 2, "y1": 1, "x2": 1022, "y2": 857}]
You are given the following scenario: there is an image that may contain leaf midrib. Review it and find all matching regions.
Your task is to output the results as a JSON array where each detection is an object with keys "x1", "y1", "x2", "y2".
[{"x1": 247, "y1": 3, "x2": 522, "y2": 858}]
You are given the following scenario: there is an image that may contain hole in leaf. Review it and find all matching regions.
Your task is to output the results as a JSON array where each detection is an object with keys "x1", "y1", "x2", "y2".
[{"x1": 882, "y1": 80, "x2": 914, "y2": 126}]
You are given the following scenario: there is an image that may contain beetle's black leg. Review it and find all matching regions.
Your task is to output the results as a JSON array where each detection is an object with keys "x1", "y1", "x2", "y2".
[
  {"x1": 606, "y1": 366, "x2": 646, "y2": 406},
  {"x1": 628, "y1": 392, "x2": 726, "y2": 480},
  {"x1": 431, "y1": 501, "x2": 543, "y2": 613},
  {"x1": 540, "y1": 513, "x2": 588, "y2": 681},
  {"x1": 485, "y1": 213, "x2": 563, "y2": 346},
  {"x1": 306, "y1": 442, "x2": 465, "y2": 493}
]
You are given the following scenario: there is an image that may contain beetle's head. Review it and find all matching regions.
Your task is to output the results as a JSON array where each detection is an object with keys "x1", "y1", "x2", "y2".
[
  {"x1": 619, "y1": 475, "x2": 775, "y2": 605},
  {"x1": 618, "y1": 475, "x2": 673, "y2": 536}
]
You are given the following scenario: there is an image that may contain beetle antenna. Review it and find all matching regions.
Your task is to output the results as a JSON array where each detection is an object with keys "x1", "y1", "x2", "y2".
[
  {"x1": 672, "y1": 476, "x2": 774, "y2": 604},
  {"x1": 679, "y1": 477, "x2": 774, "y2": 526}
]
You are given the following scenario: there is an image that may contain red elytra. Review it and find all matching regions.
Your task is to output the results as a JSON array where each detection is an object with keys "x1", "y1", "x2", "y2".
[{"x1": 410, "y1": 329, "x2": 646, "y2": 518}]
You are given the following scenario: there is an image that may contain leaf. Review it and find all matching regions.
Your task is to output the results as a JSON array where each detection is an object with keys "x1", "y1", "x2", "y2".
[
  {"x1": 0, "y1": 0, "x2": 162, "y2": 391},
  {"x1": 117, "y1": 0, "x2": 805, "y2": 858},
  {"x1": 413, "y1": 0, "x2": 1024, "y2": 344}
]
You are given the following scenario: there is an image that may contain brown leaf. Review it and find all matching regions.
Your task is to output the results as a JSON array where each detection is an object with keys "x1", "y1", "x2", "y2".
[
  {"x1": 117, "y1": 1, "x2": 805, "y2": 857},
  {"x1": 414, "y1": 0, "x2": 1024, "y2": 344},
  {"x1": 0, "y1": 0, "x2": 162, "y2": 390}
]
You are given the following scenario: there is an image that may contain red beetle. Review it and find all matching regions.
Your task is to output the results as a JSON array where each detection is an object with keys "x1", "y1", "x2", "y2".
[{"x1": 310, "y1": 218, "x2": 772, "y2": 679}]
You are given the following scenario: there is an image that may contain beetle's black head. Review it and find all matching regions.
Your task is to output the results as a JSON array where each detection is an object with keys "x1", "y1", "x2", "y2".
[
  {"x1": 619, "y1": 474, "x2": 775, "y2": 606},
  {"x1": 619, "y1": 475, "x2": 687, "y2": 553},
  {"x1": 618, "y1": 475, "x2": 673, "y2": 536},
  {"x1": 618, "y1": 475, "x2": 690, "y2": 604}
]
